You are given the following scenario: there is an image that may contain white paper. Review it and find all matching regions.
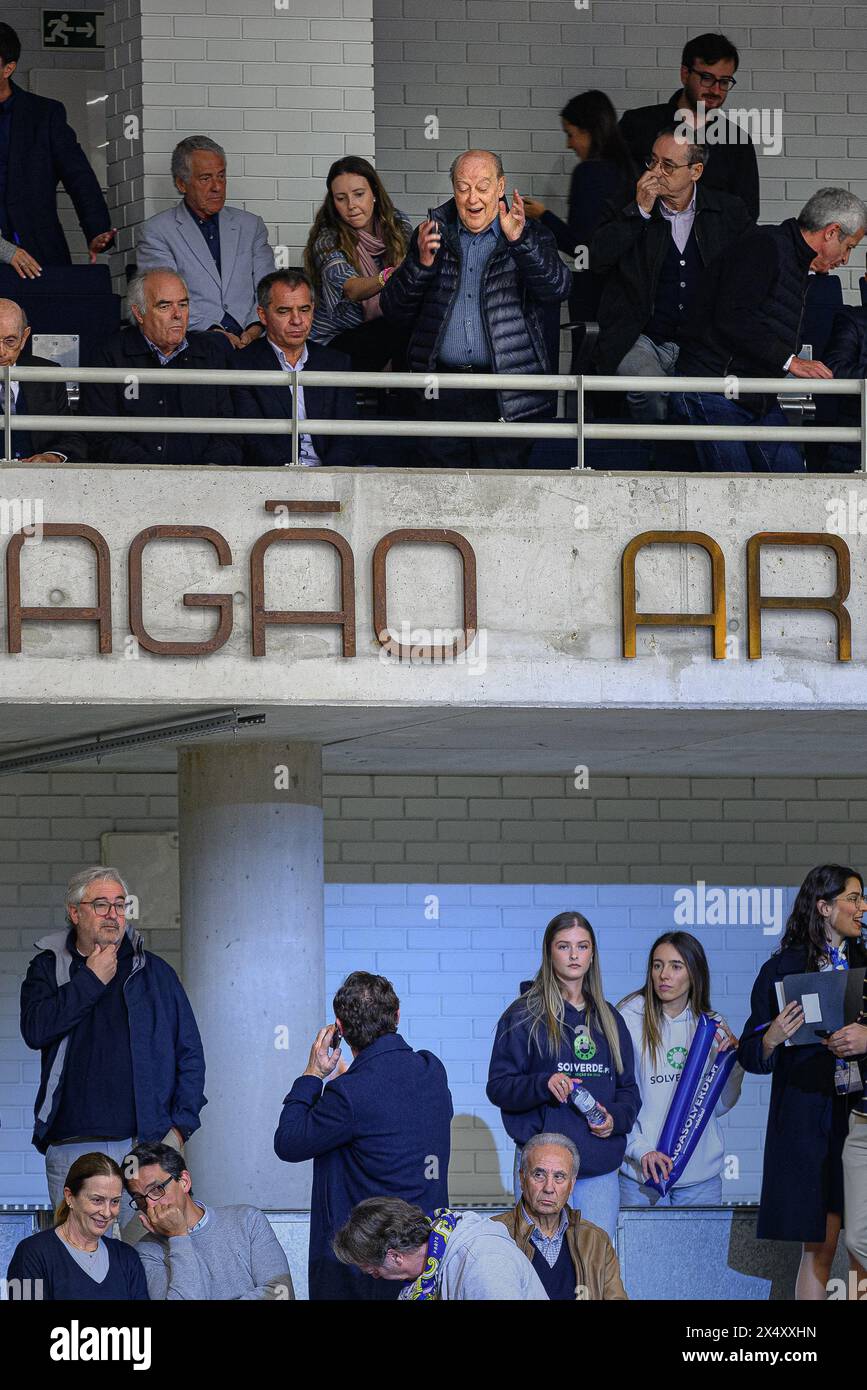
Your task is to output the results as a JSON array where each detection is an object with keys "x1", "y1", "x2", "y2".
[{"x1": 801, "y1": 992, "x2": 822, "y2": 1024}]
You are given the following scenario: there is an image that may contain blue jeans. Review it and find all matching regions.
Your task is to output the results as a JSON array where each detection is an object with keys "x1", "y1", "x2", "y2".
[
  {"x1": 513, "y1": 1147, "x2": 620, "y2": 1241},
  {"x1": 616, "y1": 334, "x2": 680, "y2": 424},
  {"x1": 672, "y1": 391, "x2": 804, "y2": 473},
  {"x1": 619, "y1": 1171, "x2": 723, "y2": 1208}
]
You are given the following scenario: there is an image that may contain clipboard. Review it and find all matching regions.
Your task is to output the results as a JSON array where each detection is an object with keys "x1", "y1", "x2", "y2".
[{"x1": 774, "y1": 967, "x2": 865, "y2": 1046}]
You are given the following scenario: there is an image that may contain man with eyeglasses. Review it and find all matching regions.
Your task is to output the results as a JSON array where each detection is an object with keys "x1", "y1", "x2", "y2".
[
  {"x1": 619, "y1": 33, "x2": 759, "y2": 222},
  {"x1": 20, "y1": 865, "x2": 206, "y2": 1237},
  {"x1": 0, "y1": 296, "x2": 84, "y2": 461},
  {"x1": 122, "y1": 1141, "x2": 294, "y2": 1299},
  {"x1": 591, "y1": 128, "x2": 752, "y2": 423}
]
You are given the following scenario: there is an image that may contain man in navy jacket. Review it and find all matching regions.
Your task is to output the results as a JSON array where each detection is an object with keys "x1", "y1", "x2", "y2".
[
  {"x1": 0, "y1": 24, "x2": 114, "y2": 266},
  {"x1": 20, "y1": 866, "x2": 206, "y2": 1234},
  {"x1": 274, "y1": 971, "x2": 453, "y2": 1300},
  {"x1": 233, "y1": 268, "x2": 358, "y2": 466},
  {"x1": 824, "y1": 298, "x2": 867, "y2": 471}
]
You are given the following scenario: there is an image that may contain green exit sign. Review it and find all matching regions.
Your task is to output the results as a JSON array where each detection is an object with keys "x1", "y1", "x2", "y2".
[{"x1": 42, "y1": 10, "x2": 105, "y2": 50}]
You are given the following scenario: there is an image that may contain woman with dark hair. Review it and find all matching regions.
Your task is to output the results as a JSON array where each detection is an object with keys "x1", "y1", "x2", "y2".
[
  {"x1": 524, "y1": 90, "x2": 635, "y2": 321},
  {"x1": 6, "y1": 1151, "x2": 148, "y2": 1300},
  {"x1": 487, "y1": 911, "x2": 640, "y2": 1239},
  {"x1": 618, "y1": 932, "x2": 742, "y2": 1207},
  {"x1": 739, "y1": 864, "x2": 867, "y2": 1300},
  {"x1": 303, "y1": 155, "x2": 412, "y2": 370}
]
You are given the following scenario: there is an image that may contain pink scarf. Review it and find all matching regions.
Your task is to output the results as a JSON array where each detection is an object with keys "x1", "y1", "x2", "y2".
[{"x1": 355, "y1": 222, "x2": 387, "y2": 320}]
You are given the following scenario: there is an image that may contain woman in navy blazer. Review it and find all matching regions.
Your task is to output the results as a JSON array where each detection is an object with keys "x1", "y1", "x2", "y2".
[{"x1": 739, "y1": 864, "x2": 867, "y2": 1299}]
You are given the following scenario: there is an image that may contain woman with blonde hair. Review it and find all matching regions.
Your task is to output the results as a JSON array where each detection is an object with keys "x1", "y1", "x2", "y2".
[
  {"x1": 304, "y1": 155, "x2": 412, "y2": 371},
  {"x1": 487, "y1": 911, "x2": 640, "y2": 1239},
  {"x1": 6, "y1": 1151, "x2": 148, "y2": 1300}
]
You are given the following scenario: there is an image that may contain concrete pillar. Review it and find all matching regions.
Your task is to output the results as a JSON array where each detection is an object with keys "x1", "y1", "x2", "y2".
[{"x1": 177, "y1": 740, "x2": 324, "y2": 1208}]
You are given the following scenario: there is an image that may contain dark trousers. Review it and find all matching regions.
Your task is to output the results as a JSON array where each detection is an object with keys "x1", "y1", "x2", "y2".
[
  {"x1": 330, "y1": 317, "x2": 408, "y2": 372},
  {"x1": 413, "y1": 379, "x2": 534, "y2": 468},
  {"x1": 671, "y1": 391, "x2": 804, "y2": 473}
]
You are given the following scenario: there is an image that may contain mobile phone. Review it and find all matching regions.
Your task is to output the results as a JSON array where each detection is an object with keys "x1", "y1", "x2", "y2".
[
  {"x1": 331, "y1": 1025, "x2": 342, "y2": 1049},
  {"x1": 814, "y1": 1029, "x2": 831, "y2": 1038}
]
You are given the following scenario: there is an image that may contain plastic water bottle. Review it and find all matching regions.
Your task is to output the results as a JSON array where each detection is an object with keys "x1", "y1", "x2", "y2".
[{"x1": 570, "y1": 1082, "x2": 606, "y2": 1127}]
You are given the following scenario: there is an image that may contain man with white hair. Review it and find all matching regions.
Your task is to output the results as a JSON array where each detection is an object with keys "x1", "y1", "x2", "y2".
[
  {"x1": 79, "y1": 266, "x2": 241, "y2": 464},
  {"x1": 20, "y1": 866, "x2": 206, "y2": 1235},
  {"x1": 673, "y1": 187, "x2": 867, "y2": 471},
  {"x1": 492, "y1": 1132, "x2": 628, "y2": 1301},
  {"x1": 380, "y1": 147, "x2": 571, "y2": 468},
  {"x1": 0, "y1": 296, "x2": 84, "y2": 461},
  {"x1": 136, "y1": 135, "x2": 275, "y2": 343}
]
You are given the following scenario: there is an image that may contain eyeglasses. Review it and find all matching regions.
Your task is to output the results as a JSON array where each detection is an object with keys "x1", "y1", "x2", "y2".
[
  {"x1": 79, "y1": 897, "x2": 128, "y2": 916},
  {"x1": 128, "y1": 1178, "x2": 175, "y2": 1211},
  {"x1": 687, "y1": 67, "x2": 737, "y2": 92},
  {"x1": 644, "y1": 155, "x2": 692, "y2": 175},
  {"x1": 836, "y1": 892, "x2": 867, "y2": 905}
]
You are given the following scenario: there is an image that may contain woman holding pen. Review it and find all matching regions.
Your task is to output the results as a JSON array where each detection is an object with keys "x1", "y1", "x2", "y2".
[
  {"x1": 739, "y1": 864, "x2": 867, "y2": 1300},
  {"x1": 487, "y1": 911, "x2": 640, "y2": 1241}
]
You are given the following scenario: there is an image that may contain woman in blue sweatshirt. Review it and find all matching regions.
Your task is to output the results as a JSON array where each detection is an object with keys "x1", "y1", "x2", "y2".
[
  {"x1": 487, "y1": 911, "x2": 640, "y2": 1240},
  {"x1": 7, "y1": 1151, "x2": 148, "y2": 1301}
]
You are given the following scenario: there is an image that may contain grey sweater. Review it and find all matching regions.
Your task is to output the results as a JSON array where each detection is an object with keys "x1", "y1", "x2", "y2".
[
  {"x1": 135, "y1": 1204, "x2": 294, "y2": 1301},
  {"x1": 431, "y1": 1212, "x2": 548, "y2": 1301}
]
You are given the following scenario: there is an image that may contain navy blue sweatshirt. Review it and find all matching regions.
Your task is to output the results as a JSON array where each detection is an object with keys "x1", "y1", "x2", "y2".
[
  {"x1": 7, "y1": 1229, "x2": 149, "y2": 1300},
  {"x1": 47, "y1": 933, "x2": 136, "y2": 1143},
  {"x1": 487, "y1": 997, "x2": 641, "y2": 1177}
]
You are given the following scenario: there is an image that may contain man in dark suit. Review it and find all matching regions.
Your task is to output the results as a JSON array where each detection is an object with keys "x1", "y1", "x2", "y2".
[
  {"x1": 80, "y1": 267, "x2": 240, "y2": 465},
  {"x1": 274, "y1": 971, "x2": 453, "y2": 1301},
  {"x1": 233, "y1": 268, "x2": 358, "y2": 466},
  {"x1": 619, "y1": 33, "x2": 760, "y2": 222},
  {"x1": 0, "y1": 297, "x2": 83, "y2": 460},
  {"x1": 0, "y1": 24, "x2": 114, "y2": 267},
  {"x1": 824, "y1": 292, "x2": 867, "y2": 471}
]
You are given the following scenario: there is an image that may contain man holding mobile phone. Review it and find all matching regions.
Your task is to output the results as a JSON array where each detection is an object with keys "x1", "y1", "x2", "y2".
[
  {"x1": 274, "y1": 971, "x2": 453, "y2": 1301},
  {"x1": 380, "y1": 148, "x2": 571, "y2": 468}
]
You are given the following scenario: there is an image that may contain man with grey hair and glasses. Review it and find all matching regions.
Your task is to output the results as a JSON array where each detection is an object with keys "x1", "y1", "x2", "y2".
[
  {"x1": 20, "y1": 866, "x2": 206, "y2": 1236},
  {"x1": 492, "y1": 1132, "x2": 627, "y2": 1301},
  {"x1": 136, "y1": 134, "x2": 275, "y2": 344},
  {"x1": 79, "y1": 265, "x2": 241, "y2": 465},
  {"x1": 674, "y1": 186, "x2": 867, "y2": 472}
]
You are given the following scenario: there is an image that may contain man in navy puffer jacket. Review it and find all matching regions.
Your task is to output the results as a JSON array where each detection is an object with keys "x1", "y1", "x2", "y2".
[{"x1": 380, "y1": 149, "x2": 571, "y2": 467}]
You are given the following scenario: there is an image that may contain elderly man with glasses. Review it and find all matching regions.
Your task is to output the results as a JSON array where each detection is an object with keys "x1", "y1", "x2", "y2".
[
  {"x1": 619, "y1": 32, "x2": 759, "y2": 221},
  {"x1": 122, "y1": 1142, "x2": 294, "y2": 1299},
  {"x1": 591, "y1": 126, "x2": 752, "y2": 423},
  {"x1": 20, "y1": 866, "x2": 207, "y2": 1237}
]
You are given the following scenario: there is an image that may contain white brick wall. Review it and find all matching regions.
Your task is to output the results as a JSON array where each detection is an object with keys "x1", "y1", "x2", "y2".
[
  {"x1": 373, "y1": 0, "x2": 867, "y2": 300},
  {"x1": 104, "y1": 0, "x2": 375, "y2": 280},
  {"x1": 2, "y1": 771, "x2": 865, "y2": 1201}
]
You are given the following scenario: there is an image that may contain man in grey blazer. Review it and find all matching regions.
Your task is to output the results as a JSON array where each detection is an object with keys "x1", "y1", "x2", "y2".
[{"x1": 136, "y1": 135, "x2": 275, "y2": 348}]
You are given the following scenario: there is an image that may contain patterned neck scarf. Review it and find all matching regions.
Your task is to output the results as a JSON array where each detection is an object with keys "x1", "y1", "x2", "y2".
[
  {"x1": 355, "y1": 221, "x2": 387, "y2": 321},
  {"x1": 824, "y1": 943, "x2": 861, "y2": 1095},
  {"x1": 397, "y1": 1209, "x2": 461, "y2": 1301}
]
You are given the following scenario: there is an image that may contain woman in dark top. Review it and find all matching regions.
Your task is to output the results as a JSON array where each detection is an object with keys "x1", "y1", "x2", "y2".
[
  {"x1": 739, "y1": 864, "x2": 867, "y2": 1300},
  {"x1": 7, "y1": 1151, "x2": 148, "y2": 1300},
  {"x1": 524, "y1": 90, "x2": 635, "y2": 324}
]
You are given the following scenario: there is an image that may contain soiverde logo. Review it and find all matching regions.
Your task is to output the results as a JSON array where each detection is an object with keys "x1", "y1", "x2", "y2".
[
  {"x1": 666, "y1": 1045, "x2": 688, "y2": 1070},
  {"x1": 574, "y1": 1032, "x2": 597, "y2": 1062}
]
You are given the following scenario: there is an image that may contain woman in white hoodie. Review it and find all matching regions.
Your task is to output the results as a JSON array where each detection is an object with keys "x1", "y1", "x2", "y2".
[{"x1": 617, "y1": 931, "x2": 743, "y2": 1207}]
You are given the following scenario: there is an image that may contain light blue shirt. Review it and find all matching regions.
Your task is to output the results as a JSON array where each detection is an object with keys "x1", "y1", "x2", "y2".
[
  {"x1": 143, "y1": 334, "x2": 188, "y2": 366},
  {"x1": 522, "y1": 1203, "x2": 569, "y2": 1269},
  {"x1": 268, "y1": 338, "x2": 320, "y2": 466},
  {"x1": 437, "y1": 217, "x2": 501, "y2": 368}
]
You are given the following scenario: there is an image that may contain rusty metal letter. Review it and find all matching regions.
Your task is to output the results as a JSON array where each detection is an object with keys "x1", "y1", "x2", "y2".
[
  {"x1": 6, "y1": 523, "x2": 112, "y2": 654},
  {"x1": 128, "y1": 525, "x2": 233, "y2": 656},
  {"x1": 372, "y1": 529, "x2": 478, "y2": 661},
  {"x1": 746, "y1": 532, "x2": 851, "y2": 661},
  {"x1": 250, "y1": 524, "x2": 356, "y2": 658},
  {"x1": 622, "y1": 530, "x2": 726, "y2": 659}
]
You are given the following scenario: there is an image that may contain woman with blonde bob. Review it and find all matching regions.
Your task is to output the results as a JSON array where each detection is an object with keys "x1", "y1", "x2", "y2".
[
  {"x1": 487, "y1": 911, "x2": 640, "y2": 1240},
  {"x1": 617, "y1": 931, "x2": 743, "y2": 1208},
  {"x1": 6, "y1": 1151, "x2": 148, "y2": 1300}
]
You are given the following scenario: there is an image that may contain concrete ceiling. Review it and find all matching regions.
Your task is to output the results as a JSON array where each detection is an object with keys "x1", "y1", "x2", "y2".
[{"x1": 0, "y1": 703, "x2": 861, "y2": 776}]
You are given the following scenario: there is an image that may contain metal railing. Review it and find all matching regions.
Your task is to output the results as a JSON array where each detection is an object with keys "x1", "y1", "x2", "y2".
[{"x1": 3, "y1": 362, "x2": 865, "y2": 471}]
